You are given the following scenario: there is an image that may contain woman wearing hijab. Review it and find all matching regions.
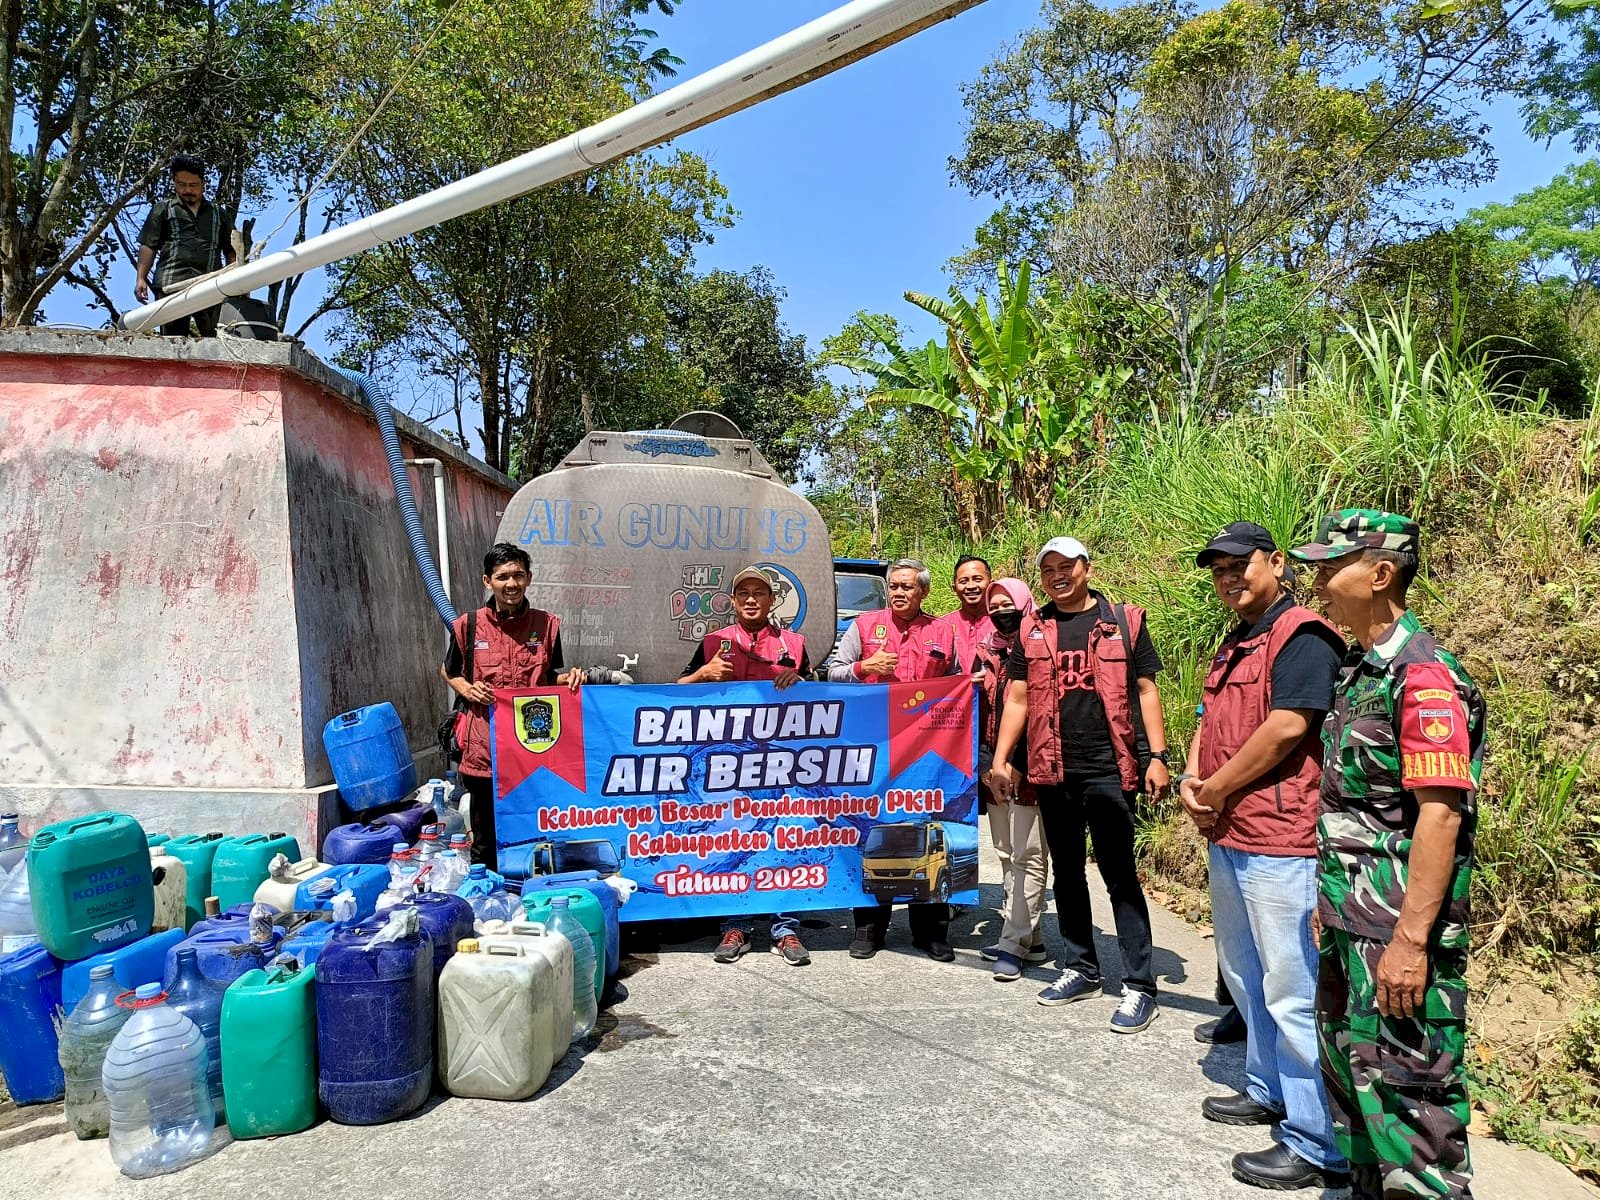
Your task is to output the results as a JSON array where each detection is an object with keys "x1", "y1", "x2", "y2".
[{"x1": 974, "y1": 577, "x2": 1050, "y2": 981}]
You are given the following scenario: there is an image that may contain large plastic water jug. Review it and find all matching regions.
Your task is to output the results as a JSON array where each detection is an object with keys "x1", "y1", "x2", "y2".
[
  {"x1": 279, "y1": 918, "x2": 336, "y2": 966},
  {"x1": 536, "y1": 897, "x2": 597, "y2": 1041},
  {"x1": 103, "y1": 983, "x2": 217, "y2": 1178},
  {"x1": 149, "y1": 848, "x2": 188, "y2": 932},
  {"x1": 164, "y1": 925, "x2": 278, "y2": 988},
  {"x1": 439, "y1": 938, "x2": 557, "y2": 1100},
  {"x1": 523, "y1": 871, "x2": 621, "y2": 981},
  {"x1": 297, "y1": 863, "x2": 388, "y2": 920},
  {"x1": 62, "y1": 927, "x2": 185, "y2": 1011},
  {"x1": 165, "y1": 947, "x2": 225, "y2": 1120},
  {"x1": 0, "y1": 811, "x2": 27, "y2": 876},
  {"x1": 323, "y1": 703, "x2": 417, "y2": 812},
  {"x1": 59, "y1": 963, "x2": 132, "y2": 1139},
  {"x1": 523, "y1": 889, "x2": 605, "y2": 1002},
  {"x1": 164, "y1": 834, "x2": 226, "y2": 930},
  {"x1": 481, "y1": 921, "x2": 574, "y2": 1071},
  {"x1": 322, "y1": 821, "x2": 399, "y2": 865},
  {"x1": 0, "y1": 943, "x2": 65, "y2": 1103},
  {"x1": 0, "y1": 857, "x2": 39, "y2": 954},
  {"x1": 254, "y1": 856, "x2": 331, "y2": 911},
  {"x1": 212, "y1": 833, "x2": 301, "y2": 910},
  {"x1": 419, "y1": 777, "x2": 468, "y2": 840},
  {"x1": 398, "y1": 891, "x2": 475, "y2": 981},
  {"x1": 222, "y1": 962, "x2": 317, "y2": 1138},
  {"x1": 28, "y1": 812, "x2": 152, "y2": 960},
  {"x1": 316, "y1": 916, "x2": 434, "y2": 1124},
  {"x1": 460, "y1": 864, "x2": 518, "y2": 925},
  {"x1": 187, "y1": 901, "x2": 253, "y2": 938},
  {"x1": 371, "y1": 802, "x2": 432, "y2": 845}
]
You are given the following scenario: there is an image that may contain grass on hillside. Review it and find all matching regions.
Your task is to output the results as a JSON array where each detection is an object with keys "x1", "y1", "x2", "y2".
[{"x1": 856, "y1": 307, "x2": 1600, "y2": 1177}]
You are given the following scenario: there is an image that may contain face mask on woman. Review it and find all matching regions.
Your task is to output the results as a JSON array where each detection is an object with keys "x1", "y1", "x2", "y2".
[{"x1": 991, "y1": 609, "x2": 1024, "y2": 637}]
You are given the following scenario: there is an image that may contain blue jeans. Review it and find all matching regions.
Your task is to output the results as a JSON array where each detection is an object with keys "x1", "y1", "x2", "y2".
[
  {"x1": 1209, "y1": 844, "x2": 1344, "y2": 1172},
  {"x1": 721, "y1": 914, "x2": 799, "y2": 940}
]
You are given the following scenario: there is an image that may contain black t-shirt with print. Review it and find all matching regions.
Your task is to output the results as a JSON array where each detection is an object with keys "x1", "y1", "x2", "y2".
[{"x1": 1007, "y1": 603, "x2": 1162, "y2": 780}]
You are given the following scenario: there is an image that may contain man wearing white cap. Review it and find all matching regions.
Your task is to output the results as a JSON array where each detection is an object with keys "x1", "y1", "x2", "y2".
[
  {"x1": 990, "y1": 536, "x2": 1172, "y2": 1033},
  {"x1": 679, "y1": 564, "x2": 813, "y2": 965}
]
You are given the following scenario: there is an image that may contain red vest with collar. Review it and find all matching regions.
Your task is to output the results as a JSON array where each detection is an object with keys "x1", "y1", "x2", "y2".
[
  {"x1": 699, "y1": 623, "x2": 807, "y2": 682},
  {"x1": 1018, "y1": 600, "x2": 1144, "y2": 791},
  {"x1": 852, "y1": 609, "x2": 956, "y2": 682},
  {"x1": 1199, "y1": 603, "x2": 1338, "y2": 857},
  {"x1": 451, "y1": 604, "x2": 559, "y2": 776}
]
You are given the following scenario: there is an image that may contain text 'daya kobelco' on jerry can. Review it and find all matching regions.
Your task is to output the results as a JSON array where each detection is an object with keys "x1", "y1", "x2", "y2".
[
  {"x1": 495, "y1": 413, "x2": 837, "y2": 684},
  {"x1": 28, "y1": 813, "x2": 153, "y2": 960}
]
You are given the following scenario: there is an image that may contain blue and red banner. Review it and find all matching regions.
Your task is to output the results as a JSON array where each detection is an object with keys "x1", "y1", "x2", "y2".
[{"x1": 490, "y1": 676, "x2": 979, "y2": 922}]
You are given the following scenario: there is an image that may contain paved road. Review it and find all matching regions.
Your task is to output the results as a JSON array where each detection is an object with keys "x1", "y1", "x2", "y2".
[{"x1": 2, "y1": 833, "x2": 1593, "y2": 1199}]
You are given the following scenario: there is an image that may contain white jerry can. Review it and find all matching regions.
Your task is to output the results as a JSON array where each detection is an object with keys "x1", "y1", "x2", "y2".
[
  {"x1": 438, "y1": 938, "x2": 558, "y2": 1101},
  {"x1": 496, "y1": 919, "x2": 576, "y2": 1072},
  {"x1": 149, "y1": 849, "x2": 188, "y2": 932},
  {"x1": 252, "y1": 855, "x2": 330, "y2": 912}
]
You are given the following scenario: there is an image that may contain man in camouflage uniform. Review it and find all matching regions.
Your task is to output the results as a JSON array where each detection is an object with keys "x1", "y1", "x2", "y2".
[{"x1": 1290, "y1": 511, "x2": 1486, "y2": 1200}]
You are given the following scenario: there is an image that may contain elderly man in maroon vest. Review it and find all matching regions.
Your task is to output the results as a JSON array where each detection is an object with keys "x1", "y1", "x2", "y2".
[
  {"x1": 679, "y1": 565, "x2": 813, "y2": 966},
  {"x1": 1178, "y1": 522, "x2": 1349, "y2": 1192},
  {"x1": 989, "y1": 536, "x2": 1172, "y2": 1033},
  {"x1": 828, "y1": 558, "x2": 961, "y2": 961},
  {"x1": 442, "y1": 542, "x2": 582, "y2": 870}
]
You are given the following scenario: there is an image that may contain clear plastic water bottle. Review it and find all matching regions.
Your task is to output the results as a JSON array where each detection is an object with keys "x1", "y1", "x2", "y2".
[
  {"x1": 546, "y1": 896, "x2": 597, "y2": 1040},
  {"x1": 429, "y1": 778, "x2": 467, "y2": 840},
  {"x1": 448, "y1": 832, "x2": 473, "y2": 863},
  {"x1": 428, "y1": 849, "x2": 465, "y2": 895},
  {"x1": 164, "y1": 948, "x2": 226, "y2": 1121},
  {"x1": 460, "y1": 865, "x2": 517, "y2": 925},
  {"x1": 0, "y1": 812, "x2": 25, "y2": 876},
  {"x1": 60, "y1": 964, "x2": 133, "y2": 1139},
  {"x1": 416, "y1": 824, "x2": 443, "y2": 863},
  {"x1": 102, "y1": 982, "x2": 217, "y2": 1178},
  {"x1": 0, "y1": 858, "x2": 38, "y2": 954},
  {"x1": 386, "y1": 843, "x2": 416, "y2": 889}
]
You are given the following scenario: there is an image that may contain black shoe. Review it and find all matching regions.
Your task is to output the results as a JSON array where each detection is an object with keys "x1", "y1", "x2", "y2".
[
  {"x1": 1230, "y1": 1144, "x2": 1350, "y2": 1191},
  {"x1": 848, "y1": 933, "x2": 882, "y2": 959},
  {"x1": 912, "y1": 938, "x2": 955, "y2": 962},
  {"x1": 1201, "y1": 1093, "x2": 1285, "y2": 1126},
  {"x1": 1194, "y1": 1006, "x2": 1248, "y2": 1044}
]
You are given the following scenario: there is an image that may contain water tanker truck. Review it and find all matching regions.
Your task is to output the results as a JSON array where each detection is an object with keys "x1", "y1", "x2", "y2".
[{"x1": 493, "y1": 413, "x2": 837, "y2": 684}]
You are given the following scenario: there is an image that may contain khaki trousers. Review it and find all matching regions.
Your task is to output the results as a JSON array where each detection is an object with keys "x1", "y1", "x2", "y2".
[{"x1": 987, "y1": 796, "x2": 1049, "y2": 956}]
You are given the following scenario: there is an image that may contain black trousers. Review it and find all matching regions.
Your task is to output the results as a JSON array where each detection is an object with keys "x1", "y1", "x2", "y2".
[
  {"x1": 1037, "y1": 775, "x2": 1156, "y2": 996},
  {"x1": 459, "y1": 772, "x2": 498, "y2": 871},
  {"x1": 853, "y1": 901, "x2": 949, "y2": 944}
]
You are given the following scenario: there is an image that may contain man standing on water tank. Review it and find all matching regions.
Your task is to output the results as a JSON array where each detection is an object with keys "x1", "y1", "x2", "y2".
[
  {"x1": 134, "y1": 155, "x2": 235, "y2": 337},
  {"x1": 828, "y1": 559, "x2": 962, "y2": 962},
  {"x1": 679, "y1": 565, "x2": 814, "y2": 966},
  {"x1": 442, "y1": 543, "x2": 582, "y2": 870}
]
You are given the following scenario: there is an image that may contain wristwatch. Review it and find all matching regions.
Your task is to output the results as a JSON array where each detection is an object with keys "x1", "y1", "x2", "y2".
[{"x1": 1149, "y1": 749, "x2": 1170, "y2": 765}]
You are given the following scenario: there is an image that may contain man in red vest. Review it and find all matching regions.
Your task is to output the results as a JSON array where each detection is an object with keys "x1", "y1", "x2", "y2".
[
  {"x1": 828, "y1": 558, "x2": 961, "y2": 961},
  {"x1": 678, "y1": 565, "x2": 814, "y2": 967},
  {"x1": 989, "y1": 536, "x2": 1171, "y2": 1033},
  {"x1": 442, "y1": 542, "x2": 582, "y2": 870},
  {"x1": 1177, "y1": 522, "x2": 1349, "y2": 1191},
  {"x1": 939, "y1": 554, "x2": 995, "y2": 671}
]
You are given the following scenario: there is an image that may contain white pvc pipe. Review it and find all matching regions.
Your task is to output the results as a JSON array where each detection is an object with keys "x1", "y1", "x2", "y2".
[
  {"x1": 121, "y1": 0, "x2": 985, "y2": 333},
  {"x1": 406, "y1": 458, "x2": 450, "y2": 602}
]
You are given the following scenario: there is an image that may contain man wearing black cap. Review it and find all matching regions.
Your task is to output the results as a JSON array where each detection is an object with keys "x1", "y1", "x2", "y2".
[{"x1": 1177, "y1": 522, "x2": 1348, "y2": 1190}]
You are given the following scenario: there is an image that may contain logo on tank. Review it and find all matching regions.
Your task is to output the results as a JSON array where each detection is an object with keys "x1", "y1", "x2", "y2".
[{"x1": 752, "y1": 561, "x2": 807, "y2": 630}]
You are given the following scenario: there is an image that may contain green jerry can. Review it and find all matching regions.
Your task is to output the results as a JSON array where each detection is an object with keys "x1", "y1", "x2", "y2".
[
  {"x1": 165, "y1": 834, "x2": 227, "y2": 930},
  {"x1": 221, "y1": 962, "x2": 317, "y2": 1137},
  {"x1": 210, "y1": 834, "x2": 301, "y2": 911},
  {"x1": 521, "y1": 889, "x2": 605, "y2": 1002},
  {"x1": 27, "y1": 812, "x2": 153, "y2": 961}
]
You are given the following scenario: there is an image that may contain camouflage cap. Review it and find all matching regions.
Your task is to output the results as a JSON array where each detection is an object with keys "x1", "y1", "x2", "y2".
[{"x1": 1288, "y1": 509, "x2": 1420, "y2": 561}]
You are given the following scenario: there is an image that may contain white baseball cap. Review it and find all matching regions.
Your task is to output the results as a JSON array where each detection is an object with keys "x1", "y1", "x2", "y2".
[{"x1": 1036, "y1": 536, "x2": 1090, "y2": 567}]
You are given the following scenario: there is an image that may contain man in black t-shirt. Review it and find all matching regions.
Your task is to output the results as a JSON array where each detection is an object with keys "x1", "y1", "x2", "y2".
[{"x1": 989, "y1": 536, "x2": 1172, "y2": 1034}]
